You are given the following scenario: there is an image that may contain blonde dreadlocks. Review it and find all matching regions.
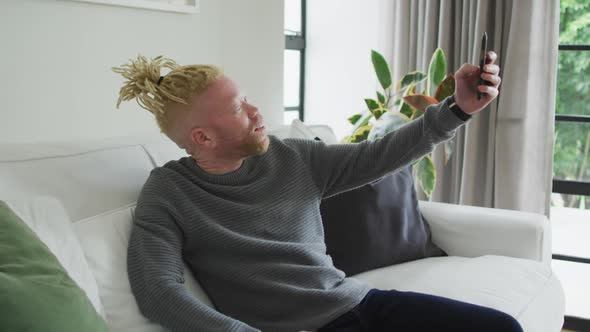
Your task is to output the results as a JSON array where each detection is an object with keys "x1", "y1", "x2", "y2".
[{"x1": 112, "y1": 55, "x2": 223, "y2": 136}]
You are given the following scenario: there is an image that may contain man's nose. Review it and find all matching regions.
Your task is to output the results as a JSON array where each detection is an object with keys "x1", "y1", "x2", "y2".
[{"x1": 246, "y1": 103, "x2": 260, "y2": 118}]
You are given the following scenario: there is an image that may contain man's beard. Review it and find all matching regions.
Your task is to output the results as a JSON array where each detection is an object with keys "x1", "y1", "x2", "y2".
[{"x1": 241, "y1": 132, "x2": 269, "y2": 157}]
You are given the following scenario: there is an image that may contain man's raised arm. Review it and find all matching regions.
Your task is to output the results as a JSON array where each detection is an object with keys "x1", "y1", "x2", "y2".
[
  {"x1": 290, "y1": 52, "x2": 502, "y2": 198},
  {"x1": 288, "y1": 97, "x2": 468, "y2": 198}
]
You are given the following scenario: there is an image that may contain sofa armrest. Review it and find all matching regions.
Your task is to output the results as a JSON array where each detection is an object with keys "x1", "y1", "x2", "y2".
[{"x1": 418, "y1": 201, "x2": 551, "y2": 266}]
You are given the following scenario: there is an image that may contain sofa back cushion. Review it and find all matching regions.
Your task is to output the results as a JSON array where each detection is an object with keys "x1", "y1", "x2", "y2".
[
  {"x1": 0, "y1": 139, "x2": 157, "y2": 221},
  {"x1": 0, "y1": 127, "x2": 334, "y2": 222},
  {"x1": 320, "y1": 167, "x2": 446, "y2": 276}
]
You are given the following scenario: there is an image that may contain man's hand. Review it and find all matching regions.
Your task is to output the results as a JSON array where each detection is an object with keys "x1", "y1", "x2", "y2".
[{"x1": 454, "y1": 51, "x2": 501, "y2": 115}]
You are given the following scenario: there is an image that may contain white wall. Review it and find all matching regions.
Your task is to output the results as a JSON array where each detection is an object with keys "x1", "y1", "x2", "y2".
[
  {"x1": 0, "y1": 0, "x2": 283, "y2": 143},
  {"x1": 305, "y1": 0, "x2": 394, "y2": 140}
]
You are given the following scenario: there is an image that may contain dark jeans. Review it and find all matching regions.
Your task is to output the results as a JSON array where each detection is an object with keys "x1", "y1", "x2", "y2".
[{"x1": 318, "y1": 289, "x2": 524, "y2": 332}]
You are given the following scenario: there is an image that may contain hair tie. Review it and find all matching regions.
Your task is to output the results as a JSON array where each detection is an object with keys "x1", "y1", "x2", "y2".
[{"x1": 156, "y1": 76, "x2": 164, "y2": 86}]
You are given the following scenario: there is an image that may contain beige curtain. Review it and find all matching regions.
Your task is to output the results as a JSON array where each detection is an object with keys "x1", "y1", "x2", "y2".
[{"x1": 384, "y1": 0, "x2": 559, "y2": 216}]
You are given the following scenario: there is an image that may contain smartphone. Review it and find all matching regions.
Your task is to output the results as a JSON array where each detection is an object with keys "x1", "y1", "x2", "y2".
[{"x1": 478, "y1": 32, "x2": 488, "y2": 100}]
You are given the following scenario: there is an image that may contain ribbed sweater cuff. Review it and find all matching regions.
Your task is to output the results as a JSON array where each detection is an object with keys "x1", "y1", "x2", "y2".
[{"x1": 435, "y1": 96, "x2": 472, "y2": 133}]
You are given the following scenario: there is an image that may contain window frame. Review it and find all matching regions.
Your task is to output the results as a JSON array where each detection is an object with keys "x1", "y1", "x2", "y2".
[
  {"x1": 284, "y1": 0, "x2": 306, "y2": 122},
  {"x1": 553, "y1": 43, "x2": 590, "y2": 330},
  {"x1": 552, "y1": 44, "x2": 590, "y2": 231}
]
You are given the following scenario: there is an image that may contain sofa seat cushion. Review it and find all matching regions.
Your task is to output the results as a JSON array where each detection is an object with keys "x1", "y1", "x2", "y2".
[{"x1": 350, "y1": 255, "x2": 565, "y2": 332}]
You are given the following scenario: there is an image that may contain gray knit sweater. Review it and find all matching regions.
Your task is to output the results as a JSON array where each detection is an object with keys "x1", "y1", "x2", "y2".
[{"x1": 127, "y1": 98, "x2": 469, "y2": 332}]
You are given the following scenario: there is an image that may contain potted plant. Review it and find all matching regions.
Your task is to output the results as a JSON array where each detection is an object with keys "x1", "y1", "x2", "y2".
[{"x1": 343, "y1": 48, "x2": 456, "y2": 198}]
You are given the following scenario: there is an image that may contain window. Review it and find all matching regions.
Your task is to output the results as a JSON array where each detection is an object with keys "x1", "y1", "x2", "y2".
[
  {"x1": 552, "y1": 0, "x2": 590, "y2": 329},
  {"x1": 284, "y1": 0, "x2": 306, "y2": 124}
]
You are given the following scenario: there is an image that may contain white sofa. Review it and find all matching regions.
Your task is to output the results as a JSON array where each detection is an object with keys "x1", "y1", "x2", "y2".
[{"x1": 0, "y1": 123, "x2": 565, "y2": 332}]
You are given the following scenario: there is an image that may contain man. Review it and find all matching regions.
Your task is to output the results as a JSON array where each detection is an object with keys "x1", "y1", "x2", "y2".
[{"x1": 113, "y1": 52, "x2": 516, "y2": 332}]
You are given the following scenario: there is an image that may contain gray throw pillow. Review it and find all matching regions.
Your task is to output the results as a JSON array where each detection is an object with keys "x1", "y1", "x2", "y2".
[{"x1": 320, "y1": 165, "x2": 446, "y2": 276}]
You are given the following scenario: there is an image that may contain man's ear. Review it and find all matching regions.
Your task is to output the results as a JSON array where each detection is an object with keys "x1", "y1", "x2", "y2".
[{"x1": 190, "y1": 127, "x2": 214, "y2": 148}]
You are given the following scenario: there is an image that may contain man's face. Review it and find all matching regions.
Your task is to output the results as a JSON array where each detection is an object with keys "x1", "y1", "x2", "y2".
[{"x1": 194, "y1": 76, "x2": 269, "y2": 158}]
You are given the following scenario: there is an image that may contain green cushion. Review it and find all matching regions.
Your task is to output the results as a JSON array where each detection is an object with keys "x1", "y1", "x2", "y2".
[{"x1": 0, "y1": 201, "x2": 109, "y2": 332}]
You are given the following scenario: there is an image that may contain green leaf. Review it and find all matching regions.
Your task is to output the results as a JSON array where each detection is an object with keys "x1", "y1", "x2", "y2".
[
  {"x1": 398, "y1": 71, "x2": 427, "y2": 90},
  {"x1": 365, "y1": 98, "x2": 388, "y2": 119},
  {"x1": 428, "y1": 48, "x2": 447, "y2": 96},
  {"x1": 367, "y1": 112, "x2": 410, "y2": 141},
  {"x1": 371, "y1": 50, "x2": 392, "y2": 90},
  {"x1": 351, "y1": 111, "x2": 373, "y2": 133},
  {"x1": 416, "y1": 155, "x2": 436, "y2": 198},
  {"x1": 357, "y1": 112, "x2": 373, "y2": 126},
  {"x1": 364, "y1": 98, "x2": 380, "y2": 112},
  {"x1": 377, "y1": 91, "x2": 386, "y2": 104},
  {"x1": 348, "y1": 113, "x2": 362, "y2": 125},
  {"x1": 373, "y1": 108, "x2": 388, "y2": 120},
  {"x1": 399, "y1": 102, "x2": 414, "y2": 119},
  {"x1": 350, "y1": 125, "x2": 373, "y2": 143}
]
